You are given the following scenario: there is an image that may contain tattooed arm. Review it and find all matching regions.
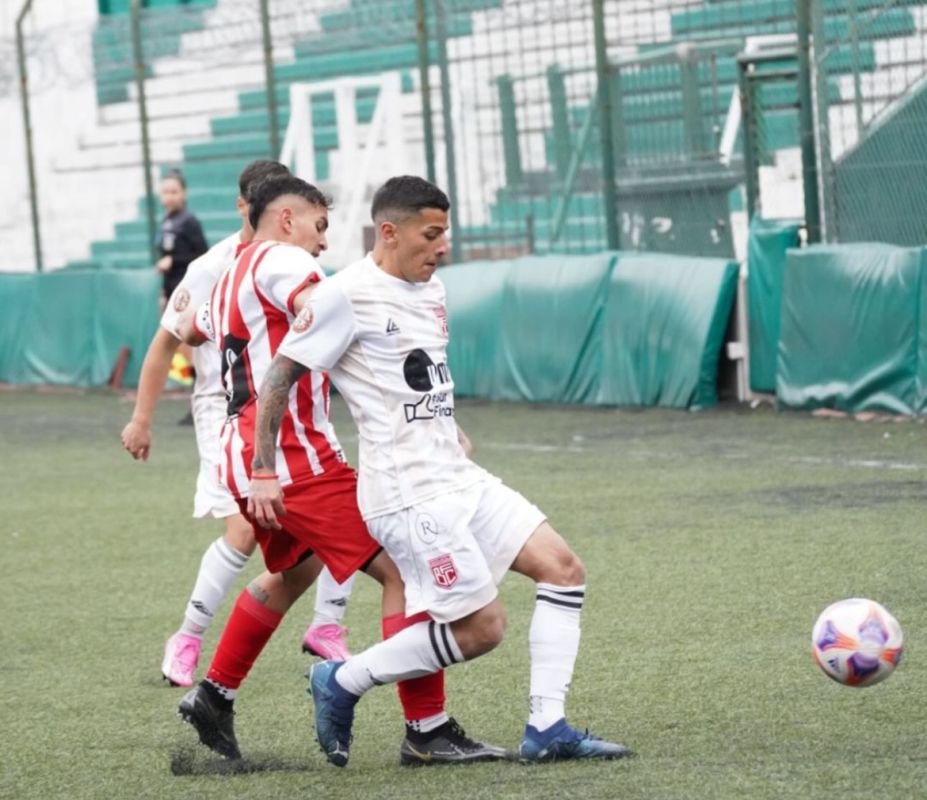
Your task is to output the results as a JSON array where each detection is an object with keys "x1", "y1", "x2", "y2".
[{"x1": 247, "y1": 353, "x2": 308, "y2": 530}]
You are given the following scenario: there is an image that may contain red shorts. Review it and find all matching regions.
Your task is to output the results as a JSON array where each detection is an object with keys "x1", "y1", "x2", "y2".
[{"x1": 237, "y1": 463, "x2": 380, "y2": 583}]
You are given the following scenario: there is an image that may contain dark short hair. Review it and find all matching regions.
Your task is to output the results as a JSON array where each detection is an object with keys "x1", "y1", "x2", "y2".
[
  {"x1": 238, "y1": 160, "x2": 290, "y2": 200},
  {"x1": 247, "y1": 175, "x2": 331, "y2": 229},
  {"x1": 370, "y1": 176, "x2": 449, "y2": 223},
  {"x1": 163, "y1": 168, "x2": 186, "y2": 189}
]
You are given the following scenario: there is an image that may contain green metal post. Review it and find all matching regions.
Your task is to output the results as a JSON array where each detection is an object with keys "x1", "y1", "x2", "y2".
[
  {"x1": 797, "y1": 0, "x2": 822, "y2": 243},
  {"x1": 260, "y1": 0, "x2": 280, "y2": 157},
  {"x1": 496, "y1": 76, "x2": 523, "y2": 186},
  {"x1": 610, "y1": 67, "x2": 627, "y2": 168},
  {"x1": 737, "y1": 59, "x2": 760, "y2": 220},
  {"x1": 680, "y1": 49, "x2": 706, "y2": 157},
  {"x1": 592, "y1": 0, "x2": 620, "y2": 250},
  {"x1": 434, "y1": 0, "x2": 461, "y2": 262},
  {"x1": 848, "y1": 0, "x2": 863, "y2": 134},
  {"x1": 415, "y1": 0, "x2": 436, "y2": 183},
  {"x1": 547, "y1": 65, "x2": 571, "y2": 180},
  {"x1": 131, "y1": 0, "x2": 158, "y2": 263},
  {"x1": 16, "y1": 0, "x2": 42, "y2": 271},
  {"x1": 550, "y1": 102, "x2": 599, "y2": 247}
]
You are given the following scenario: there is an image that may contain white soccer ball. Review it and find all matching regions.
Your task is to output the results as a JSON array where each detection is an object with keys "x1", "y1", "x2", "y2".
[{"x1": 811, "y1": 598, "x2": 903, "y2": 687}]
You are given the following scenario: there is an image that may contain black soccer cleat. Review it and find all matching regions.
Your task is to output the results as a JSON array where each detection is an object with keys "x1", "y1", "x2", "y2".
[
  {"x1": 177, "y1": 683, "x2": 241, "y2": 760},
  {"x1": 399, "y1": 718, "x2": 515, "y2": 766}
]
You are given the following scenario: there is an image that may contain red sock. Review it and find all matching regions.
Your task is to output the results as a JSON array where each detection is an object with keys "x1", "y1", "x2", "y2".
[
  {"x1": 383, "y1": 611, "x2": 446, "y2": 721},
  {"x1": 206, "y1": 590, "x2": 283, "y2": 689}
]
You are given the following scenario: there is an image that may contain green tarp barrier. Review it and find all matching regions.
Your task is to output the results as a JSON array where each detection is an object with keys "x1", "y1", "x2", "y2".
[
  {"x1": 598, "y1": 252, "x2": 739, "y2": 409},
  {"x1": 441, "y1": 259, "x2": 512, "y2": 398},
  {"x1": 494, "y1": 254, "x2": 616, "y2": 404},
  {"x1": 444, "y1": 251, "x2": 737, "y2": 409},
  {"x1": 746, "y1": 216, "x2": 801, "y2": 393},
  {"x1": 777, "y1": 244, "x2": 927, "y2": 414},
  {"x1": 0, "y1": 269, "x2": 161, "y2": 388}
]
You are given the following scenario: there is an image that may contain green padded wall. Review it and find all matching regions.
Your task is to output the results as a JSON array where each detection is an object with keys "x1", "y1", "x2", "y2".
[
  {"x1": 777, "y1": 244, "x2": 926, "y2": 414},
  {"x1": 441, "y1": 259, "x2": 512, "y2": 398},
  {"x1": 0, "y1": 269, "x2": 161, "y2": 388},
  {"x1": 747, "y1": 216, "x2": 802, "y2": 393},
  {"x1": 442, "y1": 252, "x2": 737, "y2": 409},
  {"x1": 494, "y1": 254, "x2": 617, "y2": 404},
  {"x1": 598, "y1": 252, "x2": 739, "y2": 409}
]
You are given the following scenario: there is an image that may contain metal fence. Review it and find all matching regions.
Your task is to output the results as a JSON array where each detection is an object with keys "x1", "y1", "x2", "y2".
[
  {"x1": 7, "y1": 0, "x2": 927, "y2": 272},
  {"x1": 812, "y1": 0, "x2": 927, "y2": 245}
]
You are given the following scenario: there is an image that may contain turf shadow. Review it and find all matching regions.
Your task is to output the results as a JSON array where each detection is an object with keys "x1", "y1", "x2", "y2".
[{"x1": 170, "y1": 746, "x2": 313, "y2": 776}]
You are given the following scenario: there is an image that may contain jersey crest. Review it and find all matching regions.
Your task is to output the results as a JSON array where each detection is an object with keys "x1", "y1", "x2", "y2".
[{"x1": 428, "y1": 553, "x2": 458, "y2": 588}]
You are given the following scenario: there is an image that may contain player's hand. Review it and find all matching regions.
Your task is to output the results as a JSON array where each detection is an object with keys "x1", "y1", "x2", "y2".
[
  {"x1": 156, "y1": 255, "x2": 172, "y2": 273},
  {"x1": 121, "y1": 419, "x2": 151, "y2": 461},
  {"x1": 248, "y1": 475, "x2": 286, "y2": 530}
]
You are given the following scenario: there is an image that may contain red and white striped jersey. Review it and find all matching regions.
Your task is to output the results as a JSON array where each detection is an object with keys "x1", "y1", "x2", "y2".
[{"x1": 196, "y1": 239, "x2": 346, "y2": 497}]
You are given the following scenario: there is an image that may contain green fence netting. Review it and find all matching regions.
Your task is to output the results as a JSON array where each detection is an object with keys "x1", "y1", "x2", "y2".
[
  {"x1": 598, "y1": 252, "x2": 738, "y2": 409},
  {"x1": 0, "y1": 269, "x2": 161, "y2": 388},
  {"x1": 777, "y1": 243, "x2": 927, "y2": 414},
  {"x1": 747, "y1": 216, "x2": 802, "y2": 393}
]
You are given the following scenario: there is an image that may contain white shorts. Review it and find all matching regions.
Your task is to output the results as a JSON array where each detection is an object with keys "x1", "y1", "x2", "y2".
[
  {"x1": 191, "y1": 394, "x2": 239, "y2": 519},
  {"x1": 365, "y1": 478, "x2": 546, "y2": 623}
]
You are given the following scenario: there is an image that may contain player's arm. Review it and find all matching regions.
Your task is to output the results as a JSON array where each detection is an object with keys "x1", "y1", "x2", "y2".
[
  {"x1": 248, "y1": 354, "x2": 308, "y2": 530},
  {"x1": 120, "y1": 326, "x2": 181, "y2": 461},
  {"x1": 457, "y1": 424, "x2": 474, "y2": 458},
  {"x1": 176, "y1": 301, "x2": 211, "y2": 347}
]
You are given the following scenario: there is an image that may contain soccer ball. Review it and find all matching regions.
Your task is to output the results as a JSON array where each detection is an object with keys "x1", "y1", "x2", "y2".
[{"x1": 811, "y1": 598, "x2": 903, "y2": 687}]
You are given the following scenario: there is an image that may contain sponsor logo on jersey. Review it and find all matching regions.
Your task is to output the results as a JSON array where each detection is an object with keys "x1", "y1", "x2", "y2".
[
  {"x1": 386, "y1": 318, "x2": 400, "y2": 335},
  {"x1": 402, "y1": 348, "x2": 455, "y2": 422},
  {"x1": 292, "y1": 306, "x2": 314, "y2": 333},
  {"x1": 172, "y1": 287, "x2": 191, "y2": 312},
  {"x1": 428, "y1": 553, "x2": 458, "y2": 588}
]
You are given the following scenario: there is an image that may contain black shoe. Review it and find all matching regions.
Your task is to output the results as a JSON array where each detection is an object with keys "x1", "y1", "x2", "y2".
[
  {"x1": 177, "y1": 410, "x2": 194, "y2": 426},
  {"x1": 399, "y1": 718, "x2": 514, "y2": 766},
  {"x1": 177, "y1": 682, "x2": 241, "y2": 760}
]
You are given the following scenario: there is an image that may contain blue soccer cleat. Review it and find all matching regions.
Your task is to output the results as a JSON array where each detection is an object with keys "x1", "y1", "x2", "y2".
[
  {"x1": 519, "y1": 718, "x2": 631, "y2": 763},
  {"x1": 306, "y1": 660, "x2": 359, "y2": 767}
]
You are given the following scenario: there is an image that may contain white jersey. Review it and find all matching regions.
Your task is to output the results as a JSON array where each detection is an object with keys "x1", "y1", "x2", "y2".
[
  {"x1": 161, "y1": 232, "x2": 240, "y2": 398},
  {"x1": 277, "y1": 254, "x2": 487, "y2": 519}
]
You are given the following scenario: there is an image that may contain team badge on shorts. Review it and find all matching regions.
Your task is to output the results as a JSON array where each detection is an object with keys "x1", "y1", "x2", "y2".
[
  {"x1": 292, "y1": 306, "x2": 314, "y2": 333},
  {"x1": 172, "y1": 288, "x2": 191, "y2": 312},
  {"x1": 428, "y1": 553, "x2": 458, "y2": 588}
]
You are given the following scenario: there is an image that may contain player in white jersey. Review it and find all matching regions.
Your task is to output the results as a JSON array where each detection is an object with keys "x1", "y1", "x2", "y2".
[
  {"x1": 175, "y1": 173, "x2": 505, "y2": 765},
  {"x1": 120, "y1": 160, "x2": 356, "y2": 689},
  {"x1": 250, "y1": 176, "x2": 631, "y2": 766}
]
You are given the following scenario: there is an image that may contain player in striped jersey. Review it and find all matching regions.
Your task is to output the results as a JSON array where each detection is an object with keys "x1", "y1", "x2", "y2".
[
  {"x1": 121, "y1": 160, "x2": 356, "y2": 690},
  {"x1": 251, "y1": 176, "x2": 631, "y2": 766},
  {"x1": 176, "y1": 174, "x2": 506, "y2": 765}
]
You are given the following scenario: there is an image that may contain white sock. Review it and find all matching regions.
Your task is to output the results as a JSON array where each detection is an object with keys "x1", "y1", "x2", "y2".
[
  {"x1": 311, "y1": 568, "x2": 355, "y2": 626},
  {"x1": 179, "y1": 537, "x2": 250, "y2": 636},
  {"x1": 407, "y1": 711, "x2": 449, "y2": 733},
  {"x1": 335, "y1": 620, "x2": 463, "y2": 696},
  {"x1": 528, "y1": 583, "x2": 585, "y2": 732}
]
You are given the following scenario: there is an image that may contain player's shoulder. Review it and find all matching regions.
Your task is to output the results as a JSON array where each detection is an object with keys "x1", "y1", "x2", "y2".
[
  {"x1": 189, "y1": 233, "x2": 239, "y2": 275},
  {"x1": 324, "y1": 254, "x2": 375, "y2": 293}
]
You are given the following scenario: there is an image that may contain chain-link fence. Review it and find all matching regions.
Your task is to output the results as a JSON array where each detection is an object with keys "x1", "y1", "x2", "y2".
[
  {"x1": 813, "y1": 0, "x2": 927, "y2": 245},
  {"x1": 6, "y1": 0, "x2": 927, "y2": 272}
]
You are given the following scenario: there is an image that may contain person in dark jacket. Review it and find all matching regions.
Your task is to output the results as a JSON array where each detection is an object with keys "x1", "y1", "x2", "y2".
[{"x1": 156, "y1": 169, "x2": 209, "y2": 306}]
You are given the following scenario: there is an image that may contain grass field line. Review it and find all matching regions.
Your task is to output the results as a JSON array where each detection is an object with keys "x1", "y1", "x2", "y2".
[{"x1": 480, "y1": 440, "x2": 927, "y2": 472}]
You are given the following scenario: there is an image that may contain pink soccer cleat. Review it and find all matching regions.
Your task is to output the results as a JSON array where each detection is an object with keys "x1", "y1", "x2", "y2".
[
  {"x1": 302, "y1": 623, "x2": 352, "y2": 661},
  {"x1": 161, "y1": 632, "x2": 202, "y2": 687}
]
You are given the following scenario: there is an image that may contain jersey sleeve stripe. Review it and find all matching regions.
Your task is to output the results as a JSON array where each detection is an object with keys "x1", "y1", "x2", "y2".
[{"x1": 286, "y1": 271, "x2": 321, "y2": 316}]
